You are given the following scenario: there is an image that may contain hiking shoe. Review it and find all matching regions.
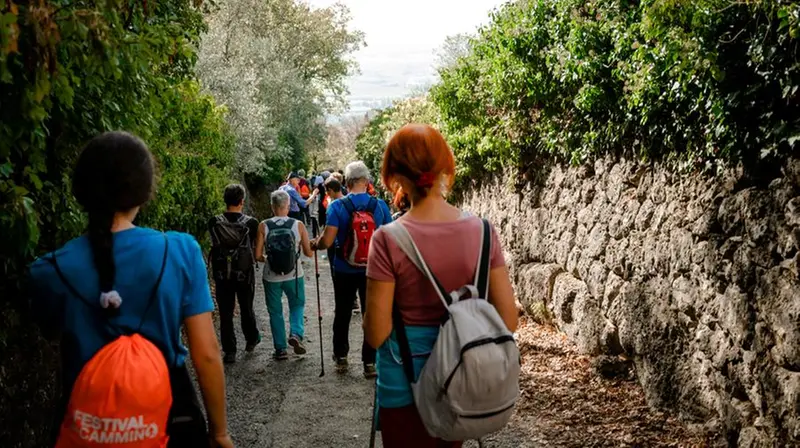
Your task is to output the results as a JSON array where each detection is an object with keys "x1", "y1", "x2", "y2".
[
  {"x1": 288, "y1": 335, "x2": 307, "y2": 355},
  {"x1": 363, "y1": 363, "x2": 377, "y2": 379},
  {"x1": 334, "y1": 356, "x2": 349, "y2": 373},
  {"x1": 223, "y1": 352, "x2": 236, "y2": 364},
  {"x1": 273, "y1": 350, "x2": 289, "y2": 361},
  {"x1": 245, "y1": 335, "x2": 262, "y2": 353}
]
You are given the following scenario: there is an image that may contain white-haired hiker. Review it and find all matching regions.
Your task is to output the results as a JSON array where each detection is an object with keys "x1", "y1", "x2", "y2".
[{"x1": 255, "y1": 190, "x2": 314, "y2": 361}]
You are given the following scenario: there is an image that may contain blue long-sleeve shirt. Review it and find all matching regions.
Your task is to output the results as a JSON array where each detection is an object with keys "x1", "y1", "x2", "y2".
[{"x1": 280, "y1": 184, "x2": 307, "y2": 213}]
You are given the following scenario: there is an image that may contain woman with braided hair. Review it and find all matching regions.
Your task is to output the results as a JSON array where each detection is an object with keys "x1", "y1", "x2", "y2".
[{"x1": 28, "y1": 131, "x2": 233, "y2": 448}]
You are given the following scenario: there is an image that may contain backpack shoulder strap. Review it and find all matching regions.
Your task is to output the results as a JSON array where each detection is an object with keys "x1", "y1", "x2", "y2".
[
  {"x1": 475, "y1": 219, "x2": 492, "y2": 299},
  {"x1": 366, "y1": 197, "x2": 378, "y2": 213},
  {"x1": 342, "y1": 196, "x2": 356, "y2": 215},
  {"x1": 136, "y1": 234, "x2": 169, "y2": 332},
  {"x1": 382, "y1": 222, "x2": 451, "y2": 308},
  {"x1": 266, "y1": 219, "x2": 278, "y2": 232},
  {"x1": 236, "y1": 214, "x2": 249, "y2": 224}
]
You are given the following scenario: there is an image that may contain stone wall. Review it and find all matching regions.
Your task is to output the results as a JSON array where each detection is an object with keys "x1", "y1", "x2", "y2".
[{"x1": 462, "y1": 158, "x2": 800, "y2": 446}]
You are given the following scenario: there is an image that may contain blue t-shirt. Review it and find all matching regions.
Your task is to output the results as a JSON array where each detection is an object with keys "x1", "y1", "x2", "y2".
[
  {"x1": 326, "y1": 192, "x2": 392, "y2": 273},
  {"x1": 27, "y1": 227, "x2": 214, "y2": 396}
]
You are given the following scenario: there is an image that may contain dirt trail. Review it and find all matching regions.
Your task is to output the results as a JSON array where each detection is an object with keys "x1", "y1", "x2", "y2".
[{"x1": 214, "y1": 257, "x2": 712, "y2": 448}]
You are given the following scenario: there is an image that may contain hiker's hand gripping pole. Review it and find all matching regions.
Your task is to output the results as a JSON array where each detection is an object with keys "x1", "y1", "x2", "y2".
[{"x1": 314, "y1": 250, "x2": 325, "y2": 377}]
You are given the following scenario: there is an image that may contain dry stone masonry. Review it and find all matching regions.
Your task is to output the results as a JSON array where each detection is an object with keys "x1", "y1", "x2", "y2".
[{"x1": 462, "y1": 158, "x2": 800, "y2": 446}]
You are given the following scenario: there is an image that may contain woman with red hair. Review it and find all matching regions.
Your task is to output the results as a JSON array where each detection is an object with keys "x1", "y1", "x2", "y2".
[{"x1": 364, "y1": 124, "x2": 518, "y2": 447}]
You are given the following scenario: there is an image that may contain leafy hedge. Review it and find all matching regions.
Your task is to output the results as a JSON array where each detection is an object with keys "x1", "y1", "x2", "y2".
[
  {"x1": 358, "y1": 0, "x2": 800, "y2": 184},
  {"x1": 0, "y1": 1, "x2": 234, "y2": 445},
  {"x1": 434, "y1": 0, "x2": 800, "y2": 177}
]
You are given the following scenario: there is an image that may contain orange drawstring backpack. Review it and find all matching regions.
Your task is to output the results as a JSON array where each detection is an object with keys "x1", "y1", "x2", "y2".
[{"x1": 50, "y1": 236, "x2": 172, "y2": 447}]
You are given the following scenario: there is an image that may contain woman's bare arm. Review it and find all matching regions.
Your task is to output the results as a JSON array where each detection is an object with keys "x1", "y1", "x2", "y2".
[
  {"x1": 488, "y1": 266, "x2": 518, "y2": 333},
  {"x1": 184, "y1": 312, "x2": 228, "y2": 437},
  {"x1": 364, "y1": 279, "x2": 396, "y2": 349}
]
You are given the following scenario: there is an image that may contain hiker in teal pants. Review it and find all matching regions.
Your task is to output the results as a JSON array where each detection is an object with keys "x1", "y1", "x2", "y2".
[
  {"x1": 264, "y1": 277, "x2": 306, "y2": 357},
  {"x1": 255, "y1": 190, "x2": 314, "y2": 360}
]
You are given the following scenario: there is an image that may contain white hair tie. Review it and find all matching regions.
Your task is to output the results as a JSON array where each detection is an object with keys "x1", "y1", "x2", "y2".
[{"x1": 100, "y1": 290, "x2": 123, "y2": 309}]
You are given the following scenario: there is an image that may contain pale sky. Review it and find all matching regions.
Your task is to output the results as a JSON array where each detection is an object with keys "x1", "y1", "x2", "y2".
[{"x1": 305, "y1": 0, "x2": 506, "y2": 118}]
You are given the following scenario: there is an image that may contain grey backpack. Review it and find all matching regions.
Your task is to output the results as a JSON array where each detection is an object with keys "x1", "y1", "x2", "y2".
[{"x1": 384, "y1": 219, "x2": 520, "y2": 441}]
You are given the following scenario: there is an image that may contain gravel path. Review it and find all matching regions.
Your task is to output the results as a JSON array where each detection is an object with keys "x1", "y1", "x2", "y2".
[
  {"x1": 212, "y1": 256, "x2": 708, "y2": 447},
  {"x1": 221, "y1": 256, "x2": 376, "y2": 447}
]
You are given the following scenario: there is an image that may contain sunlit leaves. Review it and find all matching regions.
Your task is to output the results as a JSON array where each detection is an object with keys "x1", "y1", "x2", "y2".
[{"x1": 196, "y1": 0, "x2": 363, "y2": 181}]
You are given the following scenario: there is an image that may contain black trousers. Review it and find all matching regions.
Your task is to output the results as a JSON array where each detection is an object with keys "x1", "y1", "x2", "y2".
[
  {"x1": 332, "y1": 271, "x2": 376, "y2": 364},
  {"x1": 327, "y1": 247, "x2": 336, "y2": 281},
  {"x1": 215, "y1": 277, "x2": 260, "y2": 354},
  {"x1": 289, "y1": 210, "x2": 303, "y2": 221},
  {"x1": 166, "y1": 366, "x2": 207, "y2": 447}
]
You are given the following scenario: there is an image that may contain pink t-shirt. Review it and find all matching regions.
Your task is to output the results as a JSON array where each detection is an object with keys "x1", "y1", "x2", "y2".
[{"x1": 367, "y1": 215, "x2": 506, "y2": 326}]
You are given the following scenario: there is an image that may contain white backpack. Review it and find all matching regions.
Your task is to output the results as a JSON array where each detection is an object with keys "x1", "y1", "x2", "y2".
[{"x1": 383, "y1": 219, "x2": 520, "y2": 441}]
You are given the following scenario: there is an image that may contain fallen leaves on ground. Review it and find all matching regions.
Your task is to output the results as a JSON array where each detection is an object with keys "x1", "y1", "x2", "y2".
[{"x1": 513, "y1": 318, "x2": 719, "y2": 447}]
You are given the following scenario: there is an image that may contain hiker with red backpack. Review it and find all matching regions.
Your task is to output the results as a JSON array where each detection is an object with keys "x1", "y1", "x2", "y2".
[
  {"x1": 364, "y1": 124, "x2": 520, "y2": 448},
  {"x1": 209, "y1": 184, "x2": 262, "y2": 365},
  {"x1": 311, "y1": 161, "x2": 392, "y2": 378},
  {"x1": 27, "y1": 132, "x2": 233, "y2": 448}
]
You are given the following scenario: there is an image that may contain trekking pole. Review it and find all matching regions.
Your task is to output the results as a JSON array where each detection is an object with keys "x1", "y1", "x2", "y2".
[
  {"x1": 314, "y1": 250, "x2": 325, "y2": 377},
  {"x1": 369, "y1": 382, "x2": 378, "y2": 448}
]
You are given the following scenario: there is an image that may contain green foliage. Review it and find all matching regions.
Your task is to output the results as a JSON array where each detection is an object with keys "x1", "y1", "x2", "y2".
[
  {"x1": 197, "y1": 0, "x2": 364, "y2": 183},
  {"x1": 354, "y1": 96, "x2": 442, "y2": 185},
  {"x1": 138, "y1": 80, "x2": 234, "y2": 238},
  {"x1": 0, "y1": 0, "x2": 234, "y2": 281},
  {"x1": 427, "y1": 0, "x2": 800, "y2": 179},
  {"x1": 0, "y1": 2, "x2": 234, "y2": 444}
]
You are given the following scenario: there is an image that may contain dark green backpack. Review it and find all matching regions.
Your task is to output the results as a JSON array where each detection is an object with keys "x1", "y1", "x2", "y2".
[{"x1": 266, "y1": 219, "x2": 298, "y2": 275}]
